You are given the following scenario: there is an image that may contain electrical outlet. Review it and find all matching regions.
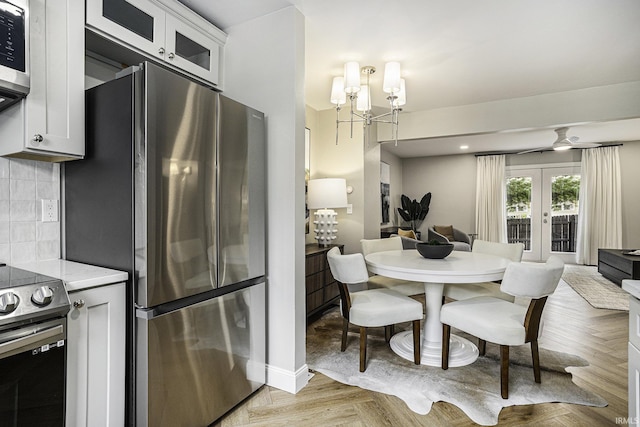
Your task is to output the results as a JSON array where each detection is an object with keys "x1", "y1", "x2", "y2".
[{"x1": 41, "y1": 199, "x2": 59, "y2": 222}]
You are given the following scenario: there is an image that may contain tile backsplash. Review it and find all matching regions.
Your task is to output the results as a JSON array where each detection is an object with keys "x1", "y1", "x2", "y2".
[{"x1": 0, "y1": 158, "x2": 61, "y2": 264}]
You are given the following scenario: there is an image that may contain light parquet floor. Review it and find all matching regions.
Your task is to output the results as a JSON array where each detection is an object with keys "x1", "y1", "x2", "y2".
[{"x1": 214, "y1": 281, "x2": 629, "y2": 426}]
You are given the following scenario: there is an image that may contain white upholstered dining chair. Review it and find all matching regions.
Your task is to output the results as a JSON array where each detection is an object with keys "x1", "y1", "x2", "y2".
[
  {"x1": 443, "y1": 240, "x2": 525, "y2": 302},
  {"x1": 360, "y1": 237, "x2": 424, "y2": 296},
  {"x1": 326, "y1": 247, "x2": 423, "y2": 372},
  {"x1": 440, "y1": 256, "x2": 564, "y2": 398}
]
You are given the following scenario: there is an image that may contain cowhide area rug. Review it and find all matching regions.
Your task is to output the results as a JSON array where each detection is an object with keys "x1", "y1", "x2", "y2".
[{"x1": 306, "y1": 308, "x2": 607, "y2": 426}]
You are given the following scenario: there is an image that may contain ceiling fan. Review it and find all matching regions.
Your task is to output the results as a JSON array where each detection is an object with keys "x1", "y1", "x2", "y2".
[{"x1": 517, "y1": 127, "x2": 602, "y2": 154}]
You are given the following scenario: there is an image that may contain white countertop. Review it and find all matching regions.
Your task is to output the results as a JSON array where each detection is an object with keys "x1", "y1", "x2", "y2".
[
  {"x1": 623, "y1": 279, "x2": 640, "y2": 300},
  {"x1": 14, "y1": 259, "x2": 128, "y2": 292}
]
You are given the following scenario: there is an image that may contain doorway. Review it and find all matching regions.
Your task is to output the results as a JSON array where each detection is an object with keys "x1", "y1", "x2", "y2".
[{"x1": 506, "y1": 165, "x2": 580, "y2": 263}]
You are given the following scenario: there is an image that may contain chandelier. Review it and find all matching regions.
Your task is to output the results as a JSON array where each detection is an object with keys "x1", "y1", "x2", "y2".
[{"x1": 330, "y1": 61, "x2": 406, "y2": 145}]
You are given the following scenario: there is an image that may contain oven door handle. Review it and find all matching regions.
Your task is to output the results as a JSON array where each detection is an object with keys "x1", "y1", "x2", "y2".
[{"x1": 0, "y1": 324, "x2": 64, "y2": 357}]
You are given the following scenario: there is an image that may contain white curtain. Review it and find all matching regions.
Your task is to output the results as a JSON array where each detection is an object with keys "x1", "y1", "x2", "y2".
[
  {"x1": 475, "y1": 155, "x2": 507, "y2": 242},
  {"x1": 576, "y1": 146, "x2": 622, "y2": 265}
]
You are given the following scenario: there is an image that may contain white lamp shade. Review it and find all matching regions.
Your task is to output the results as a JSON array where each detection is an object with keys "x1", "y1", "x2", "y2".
[
  {"x1": 383, "y1": 62, "x2": 401, "y2": 94},
  {"x1": 330, "y1": 77, "x2": 346, "y2": 105},
  {"x1": 343, "y1": 62, "x2": 361, "y2": 94},
  {"x1": 308, "y1": 178, "x2": 348, "y2": 209},
  {"x1": 356, "y1": 85, "x2": 371, "y2": 112},
  {"x1": 393, "y1": 79, "x2": 406, "y2": 107}
]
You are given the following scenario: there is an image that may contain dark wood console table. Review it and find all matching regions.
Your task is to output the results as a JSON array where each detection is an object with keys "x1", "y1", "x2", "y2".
[
  {"x1": 598, "y1": 248, "x2": 640, "y2": 286},
  {"x1": 305, "y1": 244, "x2": 343, "y2": 321}
]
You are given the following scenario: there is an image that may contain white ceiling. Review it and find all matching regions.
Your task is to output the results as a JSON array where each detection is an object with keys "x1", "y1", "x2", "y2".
[{"x1": 179, "y1": 0, "x2": 640, "y2": 157}]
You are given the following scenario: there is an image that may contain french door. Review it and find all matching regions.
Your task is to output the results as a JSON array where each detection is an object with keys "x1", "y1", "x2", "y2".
[{"x1": 506, "y1": 165, "x2": 580, "y2": 263}]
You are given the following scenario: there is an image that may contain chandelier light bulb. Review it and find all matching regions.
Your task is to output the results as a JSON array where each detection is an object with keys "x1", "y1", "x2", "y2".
[
  {"x1": 393, "y1": 79, "x2": 406, "y2": 107},
  {"x1": 330, "y1": 77, "x2": 346, "y2": 105},
  {"x1": 343, "y1": 62, "x2": 361, "y2": 94},
  {"x1": 356, "y1": 85, "x2": 371, "y2": 112},
  {"x1": 383, "y1": 62, "x2": 401, "y2": 94}
]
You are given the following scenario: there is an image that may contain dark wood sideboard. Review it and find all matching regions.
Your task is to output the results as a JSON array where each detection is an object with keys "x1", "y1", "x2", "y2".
[
  {"x1": 305, "y1": 244, "x2": 343, "y2": 321},
  {"x1": 598, "y1": 248, "x2": 640, "y2": 286}
]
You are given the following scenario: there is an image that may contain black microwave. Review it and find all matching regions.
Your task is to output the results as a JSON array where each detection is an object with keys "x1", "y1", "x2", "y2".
[{"x1": 0, "y1": 0, "x2": 29, "y2": 112}]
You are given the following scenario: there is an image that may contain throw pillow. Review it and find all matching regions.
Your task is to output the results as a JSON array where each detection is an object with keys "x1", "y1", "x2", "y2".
[
  {"x1": 397, "y1": 228, "x2": 417, "y2": 239},
  {"x1": 434, "y1": 225, "x2": 455, "y2": 241}
]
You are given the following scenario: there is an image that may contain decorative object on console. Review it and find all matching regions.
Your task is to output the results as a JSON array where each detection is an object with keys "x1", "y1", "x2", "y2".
[
  {"x1": 308, "y1": 178, "x2": 348, "y2": 246},
  {"x1": 330, "y1": 61, "x2": 406, "y2": 145},
  {"x1": 396, "y1": 193, "x2": 431, "y2": 235},
  {"x1": 416, "y1": 241, "x2": 454, "y2": 259}
]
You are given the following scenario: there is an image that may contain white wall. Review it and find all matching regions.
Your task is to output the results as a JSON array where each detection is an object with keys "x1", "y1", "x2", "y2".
[
  {"x1": 381, "y1": 149, "x2": 403, "y2": 226},
  {"x1": 402, "y1": 154, "x2": 477, "y2": 237},
  {"x1": 307, "y1": 107, "x2": 365, "y2": 254},
  {"x1": 619, "y1": 140, "x2": 640, "y2": 248},
  {"x1": 0, "y1": 158, "x2": 61, "y2": 264},
  {"x1": 223, "y1": 6, "x2": 308, "y2": 393}
]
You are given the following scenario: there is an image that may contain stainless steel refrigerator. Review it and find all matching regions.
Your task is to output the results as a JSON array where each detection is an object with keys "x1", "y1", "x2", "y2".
[{"x1": 64, "y1": 62, "x2": 266, "y2": 426}]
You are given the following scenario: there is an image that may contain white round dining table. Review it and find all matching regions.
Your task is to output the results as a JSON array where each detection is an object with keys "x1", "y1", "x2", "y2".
[{"x1": 365, "y1": 249, "x2": 511, "y2": 367}]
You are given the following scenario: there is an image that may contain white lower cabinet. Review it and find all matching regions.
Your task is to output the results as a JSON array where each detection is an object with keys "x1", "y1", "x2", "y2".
[
  {"x1": 629, "y1": 342, "x2": 640, "y2": 421},
  {"x1": 66, "y1": 283, "x2": 126, "y2": 427},
  {"x1": 630, "y1": 295, "x2": 640, "y2": 421}
]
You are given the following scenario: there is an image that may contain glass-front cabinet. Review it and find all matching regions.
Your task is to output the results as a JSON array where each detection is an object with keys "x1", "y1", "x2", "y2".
[
  {"x1": 86, "y1": 0, "x2": 224, "y2": 86},
  {"x1": 165, "y1": 14, "x2": 219, "y2": 85}
]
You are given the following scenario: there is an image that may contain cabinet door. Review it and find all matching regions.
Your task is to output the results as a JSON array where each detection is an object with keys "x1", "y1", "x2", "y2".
[
  {"x1": 86, "y1": 0, "x2": 166, "y2": 60},
  {"x1": 25, "y1": 0, "x2": 84, "y2": 156},
  {"x1": 630, "y1": 343, "x2": 640, "y2": 420},
  {"x1": 66, "y1": 283, "x2": 126, "y2": 427},
  {"x1": 165, "y1": 14, "x2": 220, "y2": 85}
]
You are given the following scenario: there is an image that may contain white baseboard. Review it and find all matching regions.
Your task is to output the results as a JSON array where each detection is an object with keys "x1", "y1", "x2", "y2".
[{"x1": 265, "y1": 363, "x2": 310, "y2": 394}]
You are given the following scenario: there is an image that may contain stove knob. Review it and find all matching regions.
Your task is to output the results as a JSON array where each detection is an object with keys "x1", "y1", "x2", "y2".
[
  {"x1": 0, "y1": 292, "x2": 18, "y2": 314},
  {"x1": 32, "y1": 286, "x2": 54, "y2": 306}
]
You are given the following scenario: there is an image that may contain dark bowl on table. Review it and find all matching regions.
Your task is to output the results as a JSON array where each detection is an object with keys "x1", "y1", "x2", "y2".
[{"x1": 416, "y1": 242, "x2": 454, "y2": 259}]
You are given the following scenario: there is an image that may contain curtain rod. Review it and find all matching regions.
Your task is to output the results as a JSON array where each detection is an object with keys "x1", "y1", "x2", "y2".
[{"x1": 474, "y1": 143, "x2": 624, "y2": 157}]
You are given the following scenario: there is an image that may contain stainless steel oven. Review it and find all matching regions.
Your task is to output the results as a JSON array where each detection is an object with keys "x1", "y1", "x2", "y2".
[{"x1": 0, "y1": 265, "x2": 70, "y2": 426}]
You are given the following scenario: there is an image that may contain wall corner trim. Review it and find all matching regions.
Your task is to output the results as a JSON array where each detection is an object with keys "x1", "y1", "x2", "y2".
[{"x1": 266, "y1": 364, "x2": 310, "y2": 394}]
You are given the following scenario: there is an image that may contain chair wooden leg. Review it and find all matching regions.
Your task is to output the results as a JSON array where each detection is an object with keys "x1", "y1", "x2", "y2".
[
  {"x1": 478, "y1": 339, "x2": 486, "y2": 356},
  {"x1": 531, "y1": 340, "x2": 541, "y2": 383},
  {"x1": 500, "y1": 345, "x2": 509, "y2": 399},
  {"x1": 385, "y1": 325, "x2": 395, "y2": 342},
  {"x1": 413, "y1": 320, "x2": 421, "y2": 365},
  {"x1": 359, "y1": 327, "x2": 367, "y2": 372},
  {"x1": 341, "y1": 318, "x2": 349, "y2": 352},
  {"x1": 442, "y1": 324, "x2": 451, "y2": 370}
]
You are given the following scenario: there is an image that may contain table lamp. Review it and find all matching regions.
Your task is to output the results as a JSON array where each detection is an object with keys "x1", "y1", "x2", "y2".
[{"x1": 307, "y1": 178, "x2": 348, "y2": 246}]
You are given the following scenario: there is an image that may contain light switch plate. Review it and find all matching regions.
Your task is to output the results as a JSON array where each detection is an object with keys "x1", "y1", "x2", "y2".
[
  {"x1": 41, "y1": 199, "x2": 59, "y2": 222},
  {"x1": 347, "y1": 204, "x2": 353, "y2": 214}
]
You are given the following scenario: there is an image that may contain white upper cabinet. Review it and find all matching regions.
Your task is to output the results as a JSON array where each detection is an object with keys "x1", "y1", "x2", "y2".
[
  {"x1": 0, "y1": 0, "x2": 85, "y2": 161},
  {"x1": 86, "y1": 0, "x2": 225, "y2": 86},
  {"x1": 165, "y1": 14, "x2": 220, "y2": 85}
]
